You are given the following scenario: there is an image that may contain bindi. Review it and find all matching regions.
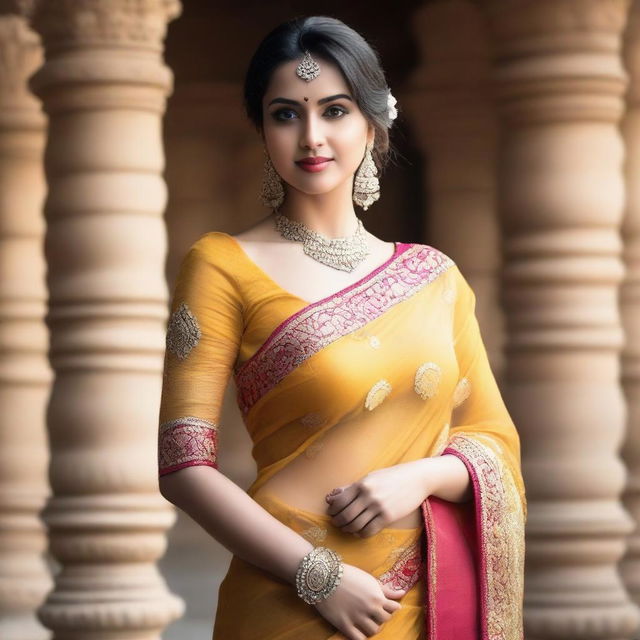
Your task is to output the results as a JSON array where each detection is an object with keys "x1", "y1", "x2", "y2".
[{"x1": 303, "y1": 97, "x2": 309, "y2": 102}]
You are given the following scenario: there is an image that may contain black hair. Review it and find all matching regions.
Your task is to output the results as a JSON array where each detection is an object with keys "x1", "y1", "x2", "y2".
[{"x1": 243, "y1": 15, "x2": 395, "y2": 170}]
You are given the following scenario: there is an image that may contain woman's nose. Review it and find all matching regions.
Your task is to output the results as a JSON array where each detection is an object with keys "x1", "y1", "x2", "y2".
[{"x1": 299, "y1": 114, "x2": 324, "y2": 150}]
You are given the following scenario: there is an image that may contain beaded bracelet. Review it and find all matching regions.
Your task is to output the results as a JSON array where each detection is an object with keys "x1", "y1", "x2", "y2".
[{"x1": 295, "y1": 546, "x2": 344, "y2": 605}]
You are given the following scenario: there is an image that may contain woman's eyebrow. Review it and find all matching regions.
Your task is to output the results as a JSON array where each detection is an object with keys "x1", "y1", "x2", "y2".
[{"x1": 267, "y1": 93, "x2": 353, "y2": 107}]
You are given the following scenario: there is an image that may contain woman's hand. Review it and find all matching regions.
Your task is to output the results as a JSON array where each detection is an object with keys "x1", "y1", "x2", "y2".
[
  {"x1": 313, "y1": 563, "x2": 406, "y2": 639},
  {"x1": 325, "y1": 459, "x2": 435, "y2": 538}
]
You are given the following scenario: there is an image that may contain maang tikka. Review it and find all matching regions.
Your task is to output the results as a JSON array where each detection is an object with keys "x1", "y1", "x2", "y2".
[
  {"x1": 353, "y1": 141, "x2": 380, "y2": 211},
  {"x1": 296, "y1": 50, "x2": 321, "y2": 81},
  {"x1": 260, "y1": 147, "x2": 285, "y2": 209}
]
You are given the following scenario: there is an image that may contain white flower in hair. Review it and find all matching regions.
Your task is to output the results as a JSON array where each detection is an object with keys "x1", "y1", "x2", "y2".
[{"x1": 387, "y1": 90, "x2": 398, "y2": 122}]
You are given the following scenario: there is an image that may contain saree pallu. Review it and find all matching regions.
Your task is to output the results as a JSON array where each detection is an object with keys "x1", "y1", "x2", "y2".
[{"x1": 157, "y1": 232, "x2": 527, "y2": 640}]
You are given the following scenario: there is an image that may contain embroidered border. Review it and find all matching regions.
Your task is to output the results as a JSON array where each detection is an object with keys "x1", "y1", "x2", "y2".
[
  {"x1": 234, "y1": 244, "x2": 455, "y2": 413},
  {"x1": 421, "y1": 500, "x2": 438, "y2": 639},
  {"x1": 158, "y1": 416, "x2": 219, "y2": 476},
  {"x1": 443, "y1": 434, "x2": 525, "y2": 640},
  {"x1": 377, "y1": 540, "x2": 423, "y2": 592}
]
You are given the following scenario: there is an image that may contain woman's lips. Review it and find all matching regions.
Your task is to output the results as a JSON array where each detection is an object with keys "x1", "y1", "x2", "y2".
[{"x1": 296, "y1": 158, "x2": 333, "y2": 173}]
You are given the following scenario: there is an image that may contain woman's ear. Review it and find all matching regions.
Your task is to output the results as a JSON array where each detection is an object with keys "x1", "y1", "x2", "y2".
[{"x1": 367, "y1": 124, "x2": 375, "y2": 147}]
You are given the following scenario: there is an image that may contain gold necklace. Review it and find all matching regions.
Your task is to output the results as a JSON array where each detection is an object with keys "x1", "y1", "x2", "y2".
[{"x1": 274, "y1": 213, "x2": 371, "y2": 272}]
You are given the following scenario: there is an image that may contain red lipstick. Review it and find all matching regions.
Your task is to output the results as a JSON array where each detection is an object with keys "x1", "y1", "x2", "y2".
[{"x1": 296, "y1": 156, "x2": 333, "y2": 173}]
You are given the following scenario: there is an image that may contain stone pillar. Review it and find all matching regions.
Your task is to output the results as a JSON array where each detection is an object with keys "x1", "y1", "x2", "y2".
[
  {"x1": 621, "y1": 0, "x2": 640, "y2": 614},
  {"x1": 402, "y1": 0, "x2": 504, "y2": 372},
  {"x1": 482, "y1": 0, "x2": 640, "y2": 637},
  {"x1": 28, "y1": 1, "x2": 184, "y2": 637},
  {"x1": 0, "y1": 4, "x2": 52, "y2": 639}
]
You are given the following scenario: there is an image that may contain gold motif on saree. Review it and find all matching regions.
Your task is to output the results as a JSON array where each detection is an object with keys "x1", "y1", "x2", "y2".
[
  {"x1": 365, "y1": 379, "x2": 392, "y2": 411},
  {"x1": 300, "y1": 412, "x2": 326, "y2": 428},
  {"x1": 414, "y1": 361, "x2": 442, "y2": 400},
  {"x1": 305, "y1": 439, "x2": 325, "y2": 458},
  {"x1": 166, "y1": 302, "x2": 201, "y2": 360},
  {"x1": 352, "y1": 330, "x2": 381, "y2": 349},
  {"x1": 444, "y1": 433, "x2": 525, "y2": 640},
  {"x1": 452, "y1": 376, "x2": 471, "y2": 408},
  {"x1": 442, "y1": 282, "x2": 456, "y2": 304},
  {"x1": 301, "y1": 525, "x2": 328, "y2": 545}
]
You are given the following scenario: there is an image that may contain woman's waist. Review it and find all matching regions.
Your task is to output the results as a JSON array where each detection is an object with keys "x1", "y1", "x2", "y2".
[
  {"x1": 251, "y1": 479, "x2": 424, "y2": 531},
  {"x1": 252, "y1": 489, "x2": 424, "y2": 586}
]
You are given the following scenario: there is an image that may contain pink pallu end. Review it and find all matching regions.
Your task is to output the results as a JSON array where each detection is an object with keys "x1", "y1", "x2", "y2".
[{"x1": 421, "y1": 495, "x2": 479, "y2": 639}]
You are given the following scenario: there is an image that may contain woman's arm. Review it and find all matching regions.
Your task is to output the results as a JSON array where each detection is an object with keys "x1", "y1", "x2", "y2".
[
  {"x1": 159, "y1": 465, "x2": 313, "y2": 584},
  {"x1": 413, "y1": 453, "x2": 472, "y2": 503}
]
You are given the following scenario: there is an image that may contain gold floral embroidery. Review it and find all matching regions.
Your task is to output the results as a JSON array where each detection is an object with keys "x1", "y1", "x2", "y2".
[
  {"x1": 422, "y1": 500, "x2": 438, "y2": 636},
  {"x1": 352, "y1": 330, "x2": 381, "y2": 349},
  {"x1": 414, "y1": 362, "x2": 441, "y2": 400},
  {"x1": 431, "y1": 422, "x2": 450, "y2": 456},
  {"x1": 305, "y1": 439, "x2": 324, "y2": 459},
  {"x1": 452, "y1": 377, "x2": 471, "y2": 408},
  {"x1": 377, "y1": 541, "x2": 422, "y2": 591},
  {"x1": 365, "y1": 379, "x2": 392, "y2": 411},
  {"x1": 166, "y1": 302, "x2": 201, "y2": 360},
  {"x1": 300, "y1": 412, "x2": 326, "y2": 428},
  {"x1": 444, "y1": 434, "x2": 525, "y2": 640},
  {"x1": 442, "y1": 282, "x2": 456, "y2": 304},
  {"x1": 301, "y1": 525, "x2": 327, "y2": 545}
]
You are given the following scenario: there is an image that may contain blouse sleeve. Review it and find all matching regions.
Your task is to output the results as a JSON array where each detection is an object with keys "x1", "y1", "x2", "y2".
[
  {"x1": 439, "y1": 265, "x2": 527, "y2": 634},
  {"x1": 157, "y1": 234, "x2": 243, "y2": 476}
]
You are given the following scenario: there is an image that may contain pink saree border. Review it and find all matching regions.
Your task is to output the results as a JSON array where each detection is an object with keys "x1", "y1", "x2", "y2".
[
  {"x1": 234, "y1": 243, "x2": 455, "y2": 414},
  {"x1": 440, "y1": 434, "x2": 525, "y2": 640},
  {"x1": 158, "y1": 416, "x2": 219, "y2": 476}
]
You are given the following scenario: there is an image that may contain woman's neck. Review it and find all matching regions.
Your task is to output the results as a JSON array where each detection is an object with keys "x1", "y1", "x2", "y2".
[{"x1": 276, "y1": 181, "x2": 360, "y2": 238}]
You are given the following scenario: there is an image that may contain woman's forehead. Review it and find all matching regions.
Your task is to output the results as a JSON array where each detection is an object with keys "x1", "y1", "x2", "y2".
[{"x1": 264, "y1": 58, "x2": 350, "y2": 103}]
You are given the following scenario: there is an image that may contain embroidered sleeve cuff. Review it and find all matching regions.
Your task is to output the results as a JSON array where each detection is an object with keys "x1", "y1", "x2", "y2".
[{"x1": 158, "y1": 416, "x2": 219, "y2": 476}]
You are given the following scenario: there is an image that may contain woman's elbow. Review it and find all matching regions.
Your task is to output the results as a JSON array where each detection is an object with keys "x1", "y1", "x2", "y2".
[{"x1": 158, "y1": 464, "x2": 218, "y2": 503}]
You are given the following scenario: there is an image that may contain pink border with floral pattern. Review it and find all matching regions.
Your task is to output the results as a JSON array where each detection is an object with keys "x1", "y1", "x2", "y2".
[{"x1": 234, "y1": 243, "x2": 455, "y2": 414}]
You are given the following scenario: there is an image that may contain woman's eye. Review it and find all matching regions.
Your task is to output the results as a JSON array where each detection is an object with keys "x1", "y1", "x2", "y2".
[
  {"x1": 273, "y1": 109, "x2": 297, "y2": 121},
  {"x1": 325, "y1": 105, "x2": 347, "y2": 118}
]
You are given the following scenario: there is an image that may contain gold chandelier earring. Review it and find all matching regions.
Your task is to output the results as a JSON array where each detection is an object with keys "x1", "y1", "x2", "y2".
[
  {"x1": 353, "y1": 141, "x2": 380, "y2": 211},
  {"x1": 260, "y1": 147, "x2": 285, "y2": 209}
]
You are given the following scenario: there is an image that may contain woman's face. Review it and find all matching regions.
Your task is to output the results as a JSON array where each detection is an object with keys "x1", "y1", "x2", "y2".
[{"x1": 261, "y1": 56, "x2": 374, "y2": 198}]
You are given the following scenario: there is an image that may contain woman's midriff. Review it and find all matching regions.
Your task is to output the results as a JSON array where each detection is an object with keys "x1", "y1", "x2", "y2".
[{"x1": 254, "y1": 468, "x2": 424, "y2": 530}]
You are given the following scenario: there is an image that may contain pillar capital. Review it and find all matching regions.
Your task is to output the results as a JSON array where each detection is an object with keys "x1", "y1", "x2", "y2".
[
  {"x1": 0, "y1": 12, "x2": 41, "y2": 108},
  {"x1": 481, "y1": 0, "x2": 631, "y2": 124},
  {"x1": 30, "y1": 0, "x2": 180, "y2": 52}
]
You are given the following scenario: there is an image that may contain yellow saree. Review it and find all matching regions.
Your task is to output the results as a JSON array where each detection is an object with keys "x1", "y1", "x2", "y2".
[{"x1": 158, "y1": 231, "x2": 526, "y2": 639}]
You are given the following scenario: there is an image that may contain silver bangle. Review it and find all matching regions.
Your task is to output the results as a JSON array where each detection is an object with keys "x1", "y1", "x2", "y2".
[{"x1": 295, "y1": 546, "x2": 344, "y2": 605}]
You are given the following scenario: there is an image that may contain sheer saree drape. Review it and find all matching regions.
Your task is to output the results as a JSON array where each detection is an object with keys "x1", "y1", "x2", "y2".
[{"x1": 158, "y1": 232, "x2": 526, "y2": 639}]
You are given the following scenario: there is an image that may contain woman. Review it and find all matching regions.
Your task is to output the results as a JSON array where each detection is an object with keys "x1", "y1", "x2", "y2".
[{"x1": 158, "y1": 15, "x2": 526, "y2": 640}]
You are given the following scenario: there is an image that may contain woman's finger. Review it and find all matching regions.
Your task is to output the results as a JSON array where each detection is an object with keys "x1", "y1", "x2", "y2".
[
  {"x1": 326, "y1": 484, "x2": 359, "y2": 515},
  {"x1": 355, "y1": 617, "x2": 381, "y2": 637},
  {"x1": 339, "y1": 508, "x2": 379, "y2": 534},
  {"x1": 357, "y1": 514, "x2": 386, "y2": 538},
  {"x1": 329, "y1": 496, "x2": 368, "y2": 527}
]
